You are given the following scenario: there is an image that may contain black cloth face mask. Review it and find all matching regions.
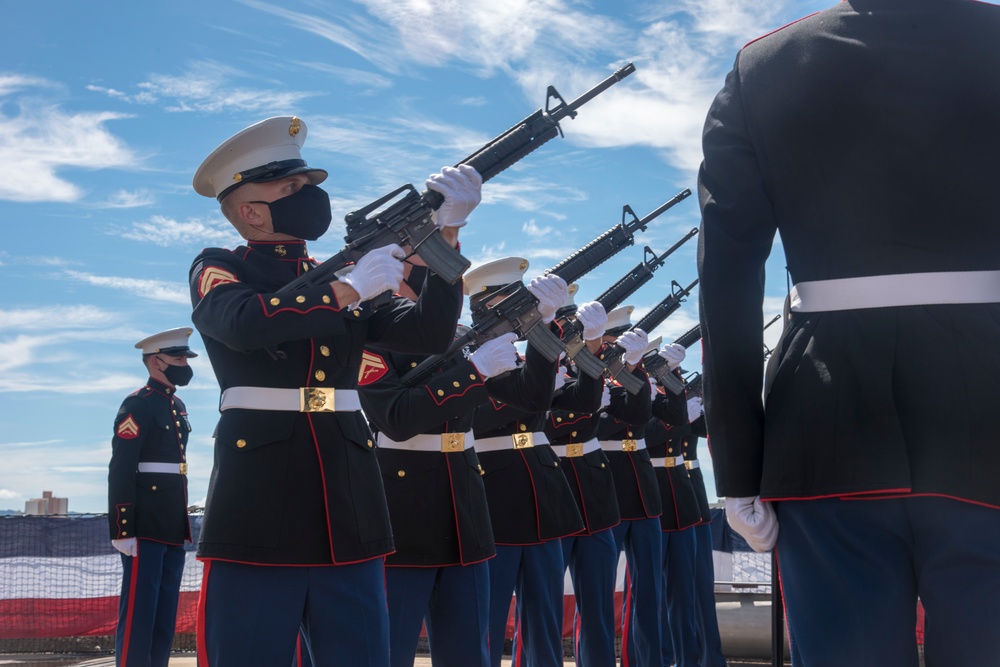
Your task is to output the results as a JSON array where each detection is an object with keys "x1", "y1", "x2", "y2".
[
  {"x1": 162, "y1": 362, "x2": 193, "y2": 387},
  {"x1": 252, "y1": 184, "x2": 332, "y2": 241}
]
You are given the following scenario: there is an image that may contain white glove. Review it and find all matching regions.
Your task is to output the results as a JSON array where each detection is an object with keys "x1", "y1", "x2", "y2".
[
  {"x1": 527, "y1": 274, "x2": 569, "y2": 324},
  {"x1": 686, "y1": 396, "x2": 703, "y2": 423},
  {"x1": 469, "y1": 332, "x2": 519, "y2": 380},
  {"x1": 576, "y1": 301, "x2": 608, "y2": 341},
  {"x1": 553, "y1": 371, "x2": 568, "y2": 392},
  {"x1": 618, "y1": 329, "x2": 648, "y2": 366},
  {"x1": 599, "y1": 385, "x2": 612, "y2": 410},
  {"x1": 725, "y1": 496, "x2": 779, "y2": 552},
  {"x1": 659, "y1": 343, "x2": 686, "y2": 370},
  {"x1": 427, "y1": 164, "x2": 482, "y2": 230},
  {"x1": 112, "y1": 537, "x2": 137, "y2": 557},
  {"x1": 340, "y1": 244, "x2": 405, "y2": 303}
]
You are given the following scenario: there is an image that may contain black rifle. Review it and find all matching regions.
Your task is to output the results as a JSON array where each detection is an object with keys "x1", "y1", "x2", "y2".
[
  {"x1": 561, "y1": 222, "x2": 697, "y2": 368},
  {"x1": 401, "y1": 191, "x2": 690, "y2": 387},
  {"x1": 645, "y1": 323, "x2": 702, "y2": 395},
  {"x1": 400, "y1": 281, "x2": 550, "y2": 387},
  {"x1": 762, "y1": 313, "x2": 782, "y2": 359},
  {"x1": 278, "y1": 63, "x2": 637, "y2": 294},
  {"x1": 602, "y1": 279, "x2": 699, "y2": 393}
]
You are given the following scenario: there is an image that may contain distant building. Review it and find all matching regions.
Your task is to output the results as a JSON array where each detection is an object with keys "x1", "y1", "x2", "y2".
[{"x1": 24, "y1": 490, "x2": 68, "y2": 516}]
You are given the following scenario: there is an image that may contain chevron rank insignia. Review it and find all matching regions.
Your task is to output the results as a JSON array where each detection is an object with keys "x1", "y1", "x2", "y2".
[
  {"x1": 117, "y1": 415, "x2": 140, "y2": 440},
  {"x1": 358, "y1": 351, "x2": 388, "y2": 386},
  {"x1": 198, "y1": 266, "x2": 239, "y2": 297}
]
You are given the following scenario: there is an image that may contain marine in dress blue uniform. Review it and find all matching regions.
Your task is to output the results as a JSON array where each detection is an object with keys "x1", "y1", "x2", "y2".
[
  {"x1": 466, "y1": 258, "x2": 587, "y2": 667},
  {"x1": 358, "y1": 257, "x2": 502, "y2": 667},
  {"x1": 645, "y1": 363, "x2": 702, "y2": 667},
  {"x1": 593, "y1": 307, "x2": 656, "y2": 667},
  {"x1": 188, "y1": 117, "x2": 466, "y2": 667},
  {"x1": 545, "y1": 294, "x2": 620, "y2": 667},
  {"x1": 108, "y1": 328, "x2": 196, "y2": 667},
  {"x1": 698, "y1": 2, "x2": 1000, "y2": 664}
]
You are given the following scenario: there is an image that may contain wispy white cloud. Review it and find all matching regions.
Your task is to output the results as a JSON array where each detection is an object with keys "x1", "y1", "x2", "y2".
[
  {"x1": 94, "y1": 189, "x2": 156, "y2": 209},
  {"x1": 89, "y1": 61, "x2": 316, "y2": 114},
  {"x1": 293, "y1": 61, "x2": 394, "y2": 93},
  {"x1": 240, "y1": 0, "x2": 408, "y2": 73},
  {"x1": 0, "y1": 306, "x2": 119, "y2": 330},
  {"x1": 522, "y1": 219, "x2": 553, "y2": 238},
  {"x1": 63, "y1": 270, "x2": 189, "y2": 304},
  {"x1": 115, "y1": 215, "x2": 242, "y2": 248},
  {"x1": 0, "y1": 77, "x2": 139, "y2": 203}
]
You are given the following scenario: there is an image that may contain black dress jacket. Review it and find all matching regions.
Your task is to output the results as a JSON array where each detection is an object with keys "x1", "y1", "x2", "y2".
[
  {"x1": 189, "y1": 240, "x2": 461, "y2": 565},
  {"x1": 472, "y1": 337, "x2": 585, "y2": 545},
  {"x1": 358, "y1": 342, "x2": 495, "y2": 567},
  {"x1": 699, "y1": 0, "x2": 1000, "y2": 505},
  {"x1": 596, "y1": 363, "x2": 658, "y2": 520},
  {"x1": 108, "y1": 378, "x2": 191, "y2": 544}
]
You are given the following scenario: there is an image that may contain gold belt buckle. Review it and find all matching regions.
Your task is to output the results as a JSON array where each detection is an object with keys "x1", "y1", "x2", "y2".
[
  {"x1": 622, "y1": 439, "x2": 637, "y2": 452},
  {"x1": 512, "y1": 433, "x2": 534, "y2": 449},
  {"x1": 684, "y1": 460, "x2": 695, "y2": 470},
  {"x1": 441, "y1": 433, "x2": 465, "y2": 453},
  {"x1": 179, "y1": 463, "x2": 188, "y2": 475},
  {"x1": 300, "y1": 387, "x2": 335, "y2": 412},
  {"x1": 664, "y1": 457, "x2": 680, "y2": 468},
  {"x1": 565, "y1": 443, "x2": 584, "y2": 457}
]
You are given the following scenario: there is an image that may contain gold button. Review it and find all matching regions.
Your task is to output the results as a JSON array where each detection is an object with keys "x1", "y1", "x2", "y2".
[
  {"x1": 173, "y1": 410, "x2": 177, "y2": 415},
  {"x1": 315, "y1": 370, "x2": 326, "y2": 381},
  {"x1": 470, "y1": 374, "x2": 476, "y2": 380},
  {"x1": 121, "y1": 508, "x2": 126, "y2": 512},
  {"x1": 556, "y1": 418, "x2": 563, "y2": 423},
  {"x1": 479, "y1": 466, "x2": 485, "y2": 475},
  {"x1": 176, "y1": 421, "x2": 181, "y2": 427},
  {"x1": 554, "y1": 461, "x2": 559, "y2": 467},
  {"x1": 437, "y1": 390, "x2": 444, "y2": 396},
  {"x1": 568, "y1": 413, "x2": 574, "y2": 419},
  {"x1": 296, "y1": 295, "x2": 306, "y2": 303},
  {"x1": 151, "y1": 486, "x2": 157, "y2": 491},
  {"x1": 411, "y1": 362, "x2": 418, "y2": 368},
  {"x1": 122, "y1": 532, "x2": 127, "y2": 536},
  {"x1": 353, "y1": 310, "x2": 361, "y2": 317},
  {"x1": 322, "y1": 295, "x2": 331, "y2": 304},
  {"x1": 601, "y1": 463, "x2": 606, "y2": 469},
  {"x1": 367, "y1": 439, "x2": 373, "y2": 448},
  {"x1": 270, "y1": 297, "x2": 280, "y2": 306},
  {"x1": 303, "y1": 263, "x2": 311, "y2": 272},
  {"x1": 627, "y1": 431, "x2": 633, "y2": 437},
  {"x1": 571, "y1": 431, "x2": 577, "y2": 437},
  {"x1": 519, "y1": 424, "x2": 527, "y2": 432},
  {"x1": 121, "y1": 519, "x2": 127, "y2": 524},
  {"x1": 397, "y1": 470, "x2": 406, "y2": 477},
  {"x1": 668, "y1": 448, "x2": 674, "y2": 454},
  {"x1": 453, "y1": 381, "x2": 460, "y2": 388},
  {"x1": 320, "y1": 346, "x2": 330, "y2": 357},
  {"x1": 237, "y1": 439, "x2": 247, "y2": 448}
]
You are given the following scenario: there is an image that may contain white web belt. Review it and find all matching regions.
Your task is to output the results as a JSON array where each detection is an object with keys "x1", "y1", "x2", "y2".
[{"x1": 789, "y1": 270, "x2": 1000, "y2": 313}]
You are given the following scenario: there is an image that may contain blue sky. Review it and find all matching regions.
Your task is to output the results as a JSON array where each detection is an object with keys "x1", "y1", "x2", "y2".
[{"x1": 0, "y1": 0, "x2": 840, "y2": 513}]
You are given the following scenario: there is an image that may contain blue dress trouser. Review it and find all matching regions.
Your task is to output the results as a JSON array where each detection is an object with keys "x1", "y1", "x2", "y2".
[
  {"x1": 385, "y1": 563, "x2": 491, "y2": 667},
  {"x1": 562, "y1": 530, "x2": 618, "y2": 667},
  {"x1": 776, "y1": 497, "x2": 1000, "y2": 667},
  {"x1": 198, "y1": 558, "x2": 389, "y2": 667},
  {"x1": 116, "y1": 539, "x2": 185, "y2": 667},
  {"x1": 660, "y1": 529, "x2": 698, "y2": 667},
  {"x1": 693, "y1": 523, "x2": 726, "y2": 667},
  {"x1": 489, "y1": 542, "x2": 565, "y2": 667},
  {"x1": 612, "y1": 518, "x2": 662, "y2": 667}
]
